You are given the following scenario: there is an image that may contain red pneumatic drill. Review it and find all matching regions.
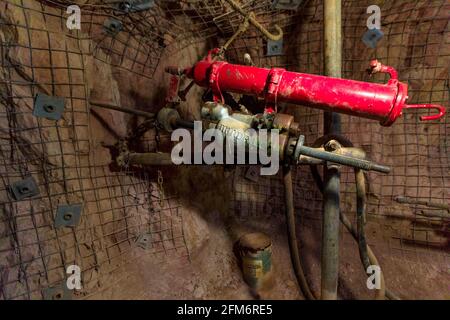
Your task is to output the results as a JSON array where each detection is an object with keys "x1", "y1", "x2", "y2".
[{"x1": 168, "y1": 48, "x2": 446, "y2": 126}]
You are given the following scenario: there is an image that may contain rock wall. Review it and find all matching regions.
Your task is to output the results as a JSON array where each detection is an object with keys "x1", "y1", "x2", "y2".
[{"x1": 0, "y1": 0, "x2": 448, "y2": 300}]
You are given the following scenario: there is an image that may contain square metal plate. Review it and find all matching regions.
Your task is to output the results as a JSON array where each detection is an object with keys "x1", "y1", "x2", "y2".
[
  {"x1": 9, "y1": 176, "x2": 40, "y2": 200},
  {"x1": 245, "y1": 166, "x2": 261, "y2": 183},
  {"x1": 33, "y1": 93, "x2": 65, "y2": 120},
  {"x1": 362, "y1": 28, "x2": 384, "y2": 49},
  {"x1": 103, "y1": 18, "x2": 123, "y2": 35},
  {"x1": 55, "y1": 204, "x2": 83, "y2": 228},
  {"x1": 43, "y1": 284, "x2": 73, "y2": 300},
  {"x1": 267, "y1": 39, "x2": 283, "y2": 56},
  {"x1": 136, "y1": 233, "x2": 152, "y2": 250}
]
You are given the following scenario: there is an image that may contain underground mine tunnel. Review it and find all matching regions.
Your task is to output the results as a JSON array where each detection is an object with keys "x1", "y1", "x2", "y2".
[{"x1": 0, "y1": 0, "x2": 449, "y2": 302}]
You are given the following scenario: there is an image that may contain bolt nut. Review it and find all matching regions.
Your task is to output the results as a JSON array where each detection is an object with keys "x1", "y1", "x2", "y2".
[{"x1": 324, "y1": 140, "x2": 341, "y2": 152}]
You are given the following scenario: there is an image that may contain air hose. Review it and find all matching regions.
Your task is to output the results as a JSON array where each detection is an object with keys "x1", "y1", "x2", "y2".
[{"x1": 283, "y1": 165, "x2": 317, "y2": 300}]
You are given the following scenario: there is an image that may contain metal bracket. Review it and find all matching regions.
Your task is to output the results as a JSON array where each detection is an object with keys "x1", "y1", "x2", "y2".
[
  {"x1": 362, "y1": 28, "x2": 384, "y2": 49},
  {"x1": 33, "y1": 93, "x2": 65, "y2": 120},
  {"x1": 55, "y1": 204, "x2": 83, "y2": 228},
  {"x1": 117, "y1": 0, "x2": 155, "y2": 12},
  {"x1": 104, "y1": 18, "x2": 123, "y2": 35},
  {"x1": 166, "y1": 75, "x2": 181, "y2": 104},
  {"x1": 136, "y1": 233, "x2": 152, "y2": 249},
  {"x1": 267, "y1": 38, "x2": 283, "y2": 56},
  {"x1": 209, "y1": 61, "x2": 227, "y2": 103},
  {"x1": 293, "y1": 135, "x2": 305, "y2": 163},
  {"x1": 43, "y1": 284, "x2": 73, "y2": 300},
  {"x1": 9, "y1": 176, "x2": 40, "y2": 200},
  {"x1": 271, "y1": 0, "x2": 305, "y2": 11}
]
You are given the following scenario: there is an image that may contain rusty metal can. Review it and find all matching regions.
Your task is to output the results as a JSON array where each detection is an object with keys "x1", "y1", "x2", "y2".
[{"x1": 237, "y1": 232, "x2": 273, "y2": 290}]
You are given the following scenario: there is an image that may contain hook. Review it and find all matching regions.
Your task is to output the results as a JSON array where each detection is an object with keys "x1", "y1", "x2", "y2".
[
  {"x1": 405, "y1": 104, "x2": 446, "y2": 121},
  {"x1": 223, "y1": 0, "x2": 284, "y2": 41},
  {"x1": 247, "y1": 12, "x2": 283, "y2": 41}
]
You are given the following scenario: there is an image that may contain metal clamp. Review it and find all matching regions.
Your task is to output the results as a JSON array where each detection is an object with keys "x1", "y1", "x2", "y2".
[
  {"x1": 265, "y1": 67, "x2": 285, "y2": 113},
  {"x1": 209, "y1": 61, "x2": 228, "y2": 103}
]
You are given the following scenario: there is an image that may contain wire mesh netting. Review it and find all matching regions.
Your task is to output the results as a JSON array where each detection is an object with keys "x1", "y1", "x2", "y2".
[
  {"x1": 0, "y1": 0, "x2": 449, "y2": 299},
  {"x1": 228, "y1": 0, "x2": 449, "y2": 298},
  {"x1": 0, "y1": 0, "x2": 190, "y2": 300}
]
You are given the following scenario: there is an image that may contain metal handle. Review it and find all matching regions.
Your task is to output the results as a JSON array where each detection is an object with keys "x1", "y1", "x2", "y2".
[{"x1": 405, "y1": 104, "x2": 446, "y2": 121}]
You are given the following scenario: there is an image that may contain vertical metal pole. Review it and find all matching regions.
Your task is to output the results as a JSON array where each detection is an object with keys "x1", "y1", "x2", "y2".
[{"x1": 321, "y1": 0, "x2": 342, "y2": 300}]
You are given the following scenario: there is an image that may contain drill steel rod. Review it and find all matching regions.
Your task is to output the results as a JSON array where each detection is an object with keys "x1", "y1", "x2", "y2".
[
  {"x1": 90, "y1": 100, "x2": 156, "y2": 118},
  {"x1": 126, "y1": 152, "x2": 173, "y2": 166},
  {"x1": 298, "y1": 145, "x2": 391, "y2": 174},
  {"x1": 321, "y1": 0, "x2": 342, "y2": 301},
  {"x1": 394, "y1": 195, "x2": 450, "y2": 211}
]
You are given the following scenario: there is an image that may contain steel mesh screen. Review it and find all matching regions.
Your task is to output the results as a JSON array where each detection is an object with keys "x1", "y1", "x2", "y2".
[{"x1": 0, "y1": 0, "x2": 448, "y2": 299}]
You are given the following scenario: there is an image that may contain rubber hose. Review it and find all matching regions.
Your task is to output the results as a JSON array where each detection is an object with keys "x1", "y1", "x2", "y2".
[
  {"x1": 283, "y1": 165, "x2": 317, "y2": 300},
  {"x1": 355, "y1": 168, "x2": 384, "y2": 300}
]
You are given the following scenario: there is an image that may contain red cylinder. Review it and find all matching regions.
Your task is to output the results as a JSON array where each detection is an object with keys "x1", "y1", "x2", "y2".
[{"x1": 186, "y1": 60, "x2": 444, "y2": 126}]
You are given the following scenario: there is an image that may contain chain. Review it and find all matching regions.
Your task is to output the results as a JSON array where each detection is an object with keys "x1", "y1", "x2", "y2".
[{"x1": 157, "y1": 170, "x2": 165, "y2": 207}]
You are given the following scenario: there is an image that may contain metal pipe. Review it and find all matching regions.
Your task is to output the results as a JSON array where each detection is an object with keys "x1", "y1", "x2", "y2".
[
  {"x1": 296, "y1": 145, "x2": 390, "y2": 174},
  {"x1": 89, "y1": 100, "x2": 155, "y2": 118},
  {"x1": 175, "y1": 119, "x2": 195, "y2": 129},
  {"x1": 394, "y1": 195, "x2": 450, "y2": 211},
  {"x1": 118, "y1": 152, "x2": 173, "y2": 166},
  {"x1": 321, "y1": 0, "x2": 342, "y2": 301}
]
